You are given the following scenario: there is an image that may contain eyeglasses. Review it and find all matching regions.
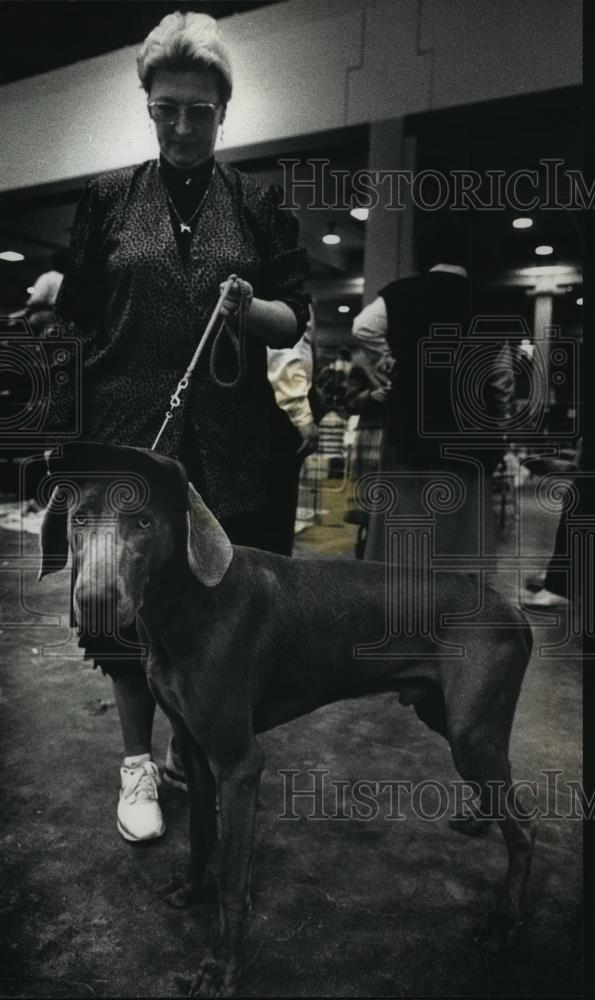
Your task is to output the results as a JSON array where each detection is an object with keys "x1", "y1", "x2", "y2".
[{"x1": 147, "y1": 101, "x2": 220, "y2": 127}]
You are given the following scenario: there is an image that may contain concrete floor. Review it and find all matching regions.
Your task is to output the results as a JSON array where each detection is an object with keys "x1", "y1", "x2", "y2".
[{"x1": 0, "y1": 484, "x2": 582, "y2": 998}]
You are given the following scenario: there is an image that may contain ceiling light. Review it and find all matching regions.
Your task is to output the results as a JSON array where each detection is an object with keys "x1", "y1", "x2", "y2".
[
  {"x1": 322, "y1": 223, "x2": 340, "y2": 246},
  {"x1": 0, "y1": 250, "x2": 24, "y2": 262},
  {"x1": 337, "y1": 305, "x2": 350, "y2": 314},
  {"x1": 517, "y1": 265, "x2": 576, "y2": 278},
  {"x1": 534, "y1": 245, "x2": 553, "y2": 256},
  {"x1": 513, "y1": 217, "x2": 533, "y2": 229},
  {"x1": 350, "y1": 207, "x2": 369, "y2": 221},
  {"x1": 576, "y1": 296, "x2": 583, "y2": 306}
]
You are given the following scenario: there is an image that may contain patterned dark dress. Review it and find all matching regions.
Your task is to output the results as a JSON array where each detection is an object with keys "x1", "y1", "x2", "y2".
[
  {"x1": 49, "y1": 157, "x2": 310, "y2": 673},
  {"x1": 51, "y1": 157, "x2": 310, "y2": 518}
]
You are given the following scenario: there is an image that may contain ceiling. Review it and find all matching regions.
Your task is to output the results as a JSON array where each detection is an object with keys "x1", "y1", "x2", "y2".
[{"x1": 0, "y1": 1, "x2": 280, "y2": 85}]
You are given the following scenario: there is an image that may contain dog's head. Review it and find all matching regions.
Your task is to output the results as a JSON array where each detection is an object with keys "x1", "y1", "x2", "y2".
[{"x1": 39, "y1": 443, "x2": 233, "y2": 629}]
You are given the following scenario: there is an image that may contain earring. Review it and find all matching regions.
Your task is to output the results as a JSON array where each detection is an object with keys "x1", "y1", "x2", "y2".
[{"x1": 219, "y1": 124, "x2": 225, "y2": 145}]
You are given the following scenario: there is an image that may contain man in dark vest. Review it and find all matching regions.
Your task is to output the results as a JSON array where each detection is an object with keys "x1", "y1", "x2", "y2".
[{"x1": 352, "y1": 213, "x2": 514, "y2": 567}]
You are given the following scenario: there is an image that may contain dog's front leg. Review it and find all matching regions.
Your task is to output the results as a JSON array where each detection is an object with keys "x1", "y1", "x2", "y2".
[
  {"x1": 190, "y1": 740, "x2": 264, "y2": 999},
  {"x1": 165, "y1": 732, "x2": 218, "y2": 909}
]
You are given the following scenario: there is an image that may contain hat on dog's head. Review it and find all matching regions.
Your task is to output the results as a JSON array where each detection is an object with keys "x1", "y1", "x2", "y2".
[{"x1": 44, "y1": 442, "x2": 189, "y2": 512}]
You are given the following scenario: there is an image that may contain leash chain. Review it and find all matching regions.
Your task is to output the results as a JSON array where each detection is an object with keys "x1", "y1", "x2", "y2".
[{"x1": 151, "y1": 274, "x2": 250, "y2": 452}]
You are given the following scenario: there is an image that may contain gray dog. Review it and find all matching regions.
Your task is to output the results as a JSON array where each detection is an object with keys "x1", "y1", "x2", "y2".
[{"x1": 39, "y1": 442, "x2": 536, "y2": 998}]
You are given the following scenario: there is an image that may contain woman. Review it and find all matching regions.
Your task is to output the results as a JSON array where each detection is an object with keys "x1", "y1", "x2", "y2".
[{"x1": 50, "y1": 11, "x2": 309, "y2": 843}]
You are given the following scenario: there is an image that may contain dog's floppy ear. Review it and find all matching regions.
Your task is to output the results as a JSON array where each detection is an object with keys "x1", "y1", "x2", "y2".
[
  {"x1": 38, "y1": 485, "x2": 69, "y2": 581},
  {"x1": 186, "y1": 482, "x2": 233, "y2": 587}
]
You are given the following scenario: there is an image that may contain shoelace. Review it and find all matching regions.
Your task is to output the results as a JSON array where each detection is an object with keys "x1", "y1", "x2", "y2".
[{"x1": 122, "y1": 763, "x2": 161, "y2": 802}]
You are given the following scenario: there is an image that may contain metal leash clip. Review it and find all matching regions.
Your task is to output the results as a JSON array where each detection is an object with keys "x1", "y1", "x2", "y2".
[{"x1": 151, "y1": 275, "x2": 248, "y2": 451}]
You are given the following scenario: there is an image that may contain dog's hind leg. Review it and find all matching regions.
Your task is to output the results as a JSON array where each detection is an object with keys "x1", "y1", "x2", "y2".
[
  {"x1": 409, "y1": 686, "x2": 493, "y2": 837},
  {"x1": 448, "y1": 718, "x2": 537, "y2": 950}
]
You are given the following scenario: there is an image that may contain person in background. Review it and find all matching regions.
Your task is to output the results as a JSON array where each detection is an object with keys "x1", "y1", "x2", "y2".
[
  {"x1": 341, "y1": 347, "x2": 392, "y2": 415},
  {"x1": 9, "y1": 269, "x2": 64, "y2": 334},
  {"x1": 267, "y1": 320, "x2": 320, "y2": 553},
  {"x1": 523, "y1": 442, "x2": 582, "y2": 608},
  {"x1": 352, "y1": 212, "x2": 514, "y2": 565},
  {"x1": 47, "y1": 11, "x2": 309, "y2": 844},
  {"x1": 340, "y1": 347, "x2": 393, "y2": 557},
  {"x1": 268, "y1": 325, "x2": 317, "y2": 449}
]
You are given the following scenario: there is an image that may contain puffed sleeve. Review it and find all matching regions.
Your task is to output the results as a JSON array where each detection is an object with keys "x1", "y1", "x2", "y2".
[
  {"x1": 52, "y1": 178, "x2": 104, "y2": 363},
  {"x1": 43, "y1": 179, "x2": 105, "y2": 435},
  {"x1": 260, "y1": 184, "x2": 310, "y2": 339}
]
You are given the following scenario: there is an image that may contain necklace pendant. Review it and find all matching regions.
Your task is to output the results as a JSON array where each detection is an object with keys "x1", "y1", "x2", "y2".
[{"x1": 180, "y1": 222, "x2": 191, "y2": 234}]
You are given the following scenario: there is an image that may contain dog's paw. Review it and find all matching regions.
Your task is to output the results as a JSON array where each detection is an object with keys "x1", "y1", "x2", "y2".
[
  {"x1": 160, "y1": 876, "x2": 204, "y2": 909},
  {"x1": 188, "y1": 956, "x2": 238, "y2": 997}
]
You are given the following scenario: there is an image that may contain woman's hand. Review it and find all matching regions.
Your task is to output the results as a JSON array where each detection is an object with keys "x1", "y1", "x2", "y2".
[
  {"x1": 219, "y1": 277, "x2": 253, "y2": 320},
  {"x1": 218, "y1": 276, "x2": 299, "y2": 348}
]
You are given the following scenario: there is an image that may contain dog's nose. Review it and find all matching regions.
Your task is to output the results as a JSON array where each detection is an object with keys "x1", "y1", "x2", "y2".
[{"x1": 74, "y1": 587, "x2": 118, "y2": 635}]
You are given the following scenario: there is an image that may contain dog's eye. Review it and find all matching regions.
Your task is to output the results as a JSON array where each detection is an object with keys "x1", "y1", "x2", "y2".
[
  {"x1": 137, "y1": 516, "x2": 152, "y2": 530},
  {"x1": 73, "y1": 512, "x2": 87, "y2": 526}
]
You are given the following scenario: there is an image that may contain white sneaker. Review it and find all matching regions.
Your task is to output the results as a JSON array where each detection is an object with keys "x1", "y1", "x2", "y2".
[{"x1": 117, "y1": 757, "x2": 165, "y2": 842}]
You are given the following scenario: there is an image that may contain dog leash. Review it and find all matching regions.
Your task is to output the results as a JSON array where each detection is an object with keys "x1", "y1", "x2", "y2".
[{"x1": 151, "y1": 274, "x2": 249, "y2": 451}]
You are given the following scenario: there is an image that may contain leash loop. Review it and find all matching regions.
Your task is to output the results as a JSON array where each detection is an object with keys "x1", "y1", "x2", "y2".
[
  {"x1": 209, "y1": 290, "x2": 249, "y2": 389},
  {"x1": 151, "y1": 274, "x2": 250, "y2": 451}
]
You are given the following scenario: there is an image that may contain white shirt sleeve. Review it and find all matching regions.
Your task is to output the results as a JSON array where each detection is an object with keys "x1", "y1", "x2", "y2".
[
  {"x1": 352, "y1": 297, "x2": 392, "y2": 362},
  {"x1": 267, "y1": 347, "x2": 314, "y2": 429}
]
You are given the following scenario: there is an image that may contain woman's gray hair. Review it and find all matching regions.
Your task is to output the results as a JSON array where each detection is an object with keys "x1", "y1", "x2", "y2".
[{"x1": 137, "y1": 11, "x2": 233, "y2": 104}]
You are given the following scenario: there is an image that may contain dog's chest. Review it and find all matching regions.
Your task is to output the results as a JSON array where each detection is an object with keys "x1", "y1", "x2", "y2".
[
  {"x1": 145, "y1": 649, "x2": 186, "y2": 715},
  {"x1": 145, "y1": 649, "x2": 216, "y2": 737}
]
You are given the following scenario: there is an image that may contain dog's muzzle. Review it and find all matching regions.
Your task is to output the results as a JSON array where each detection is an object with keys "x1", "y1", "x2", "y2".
[{"x1": 73, "y1": 532, "x2": 140, "y2": 632}]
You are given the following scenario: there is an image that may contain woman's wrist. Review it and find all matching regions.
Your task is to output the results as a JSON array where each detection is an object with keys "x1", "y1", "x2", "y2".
[{"x1": 219, "y1": 276, "x2": 298, "y2": 348}]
